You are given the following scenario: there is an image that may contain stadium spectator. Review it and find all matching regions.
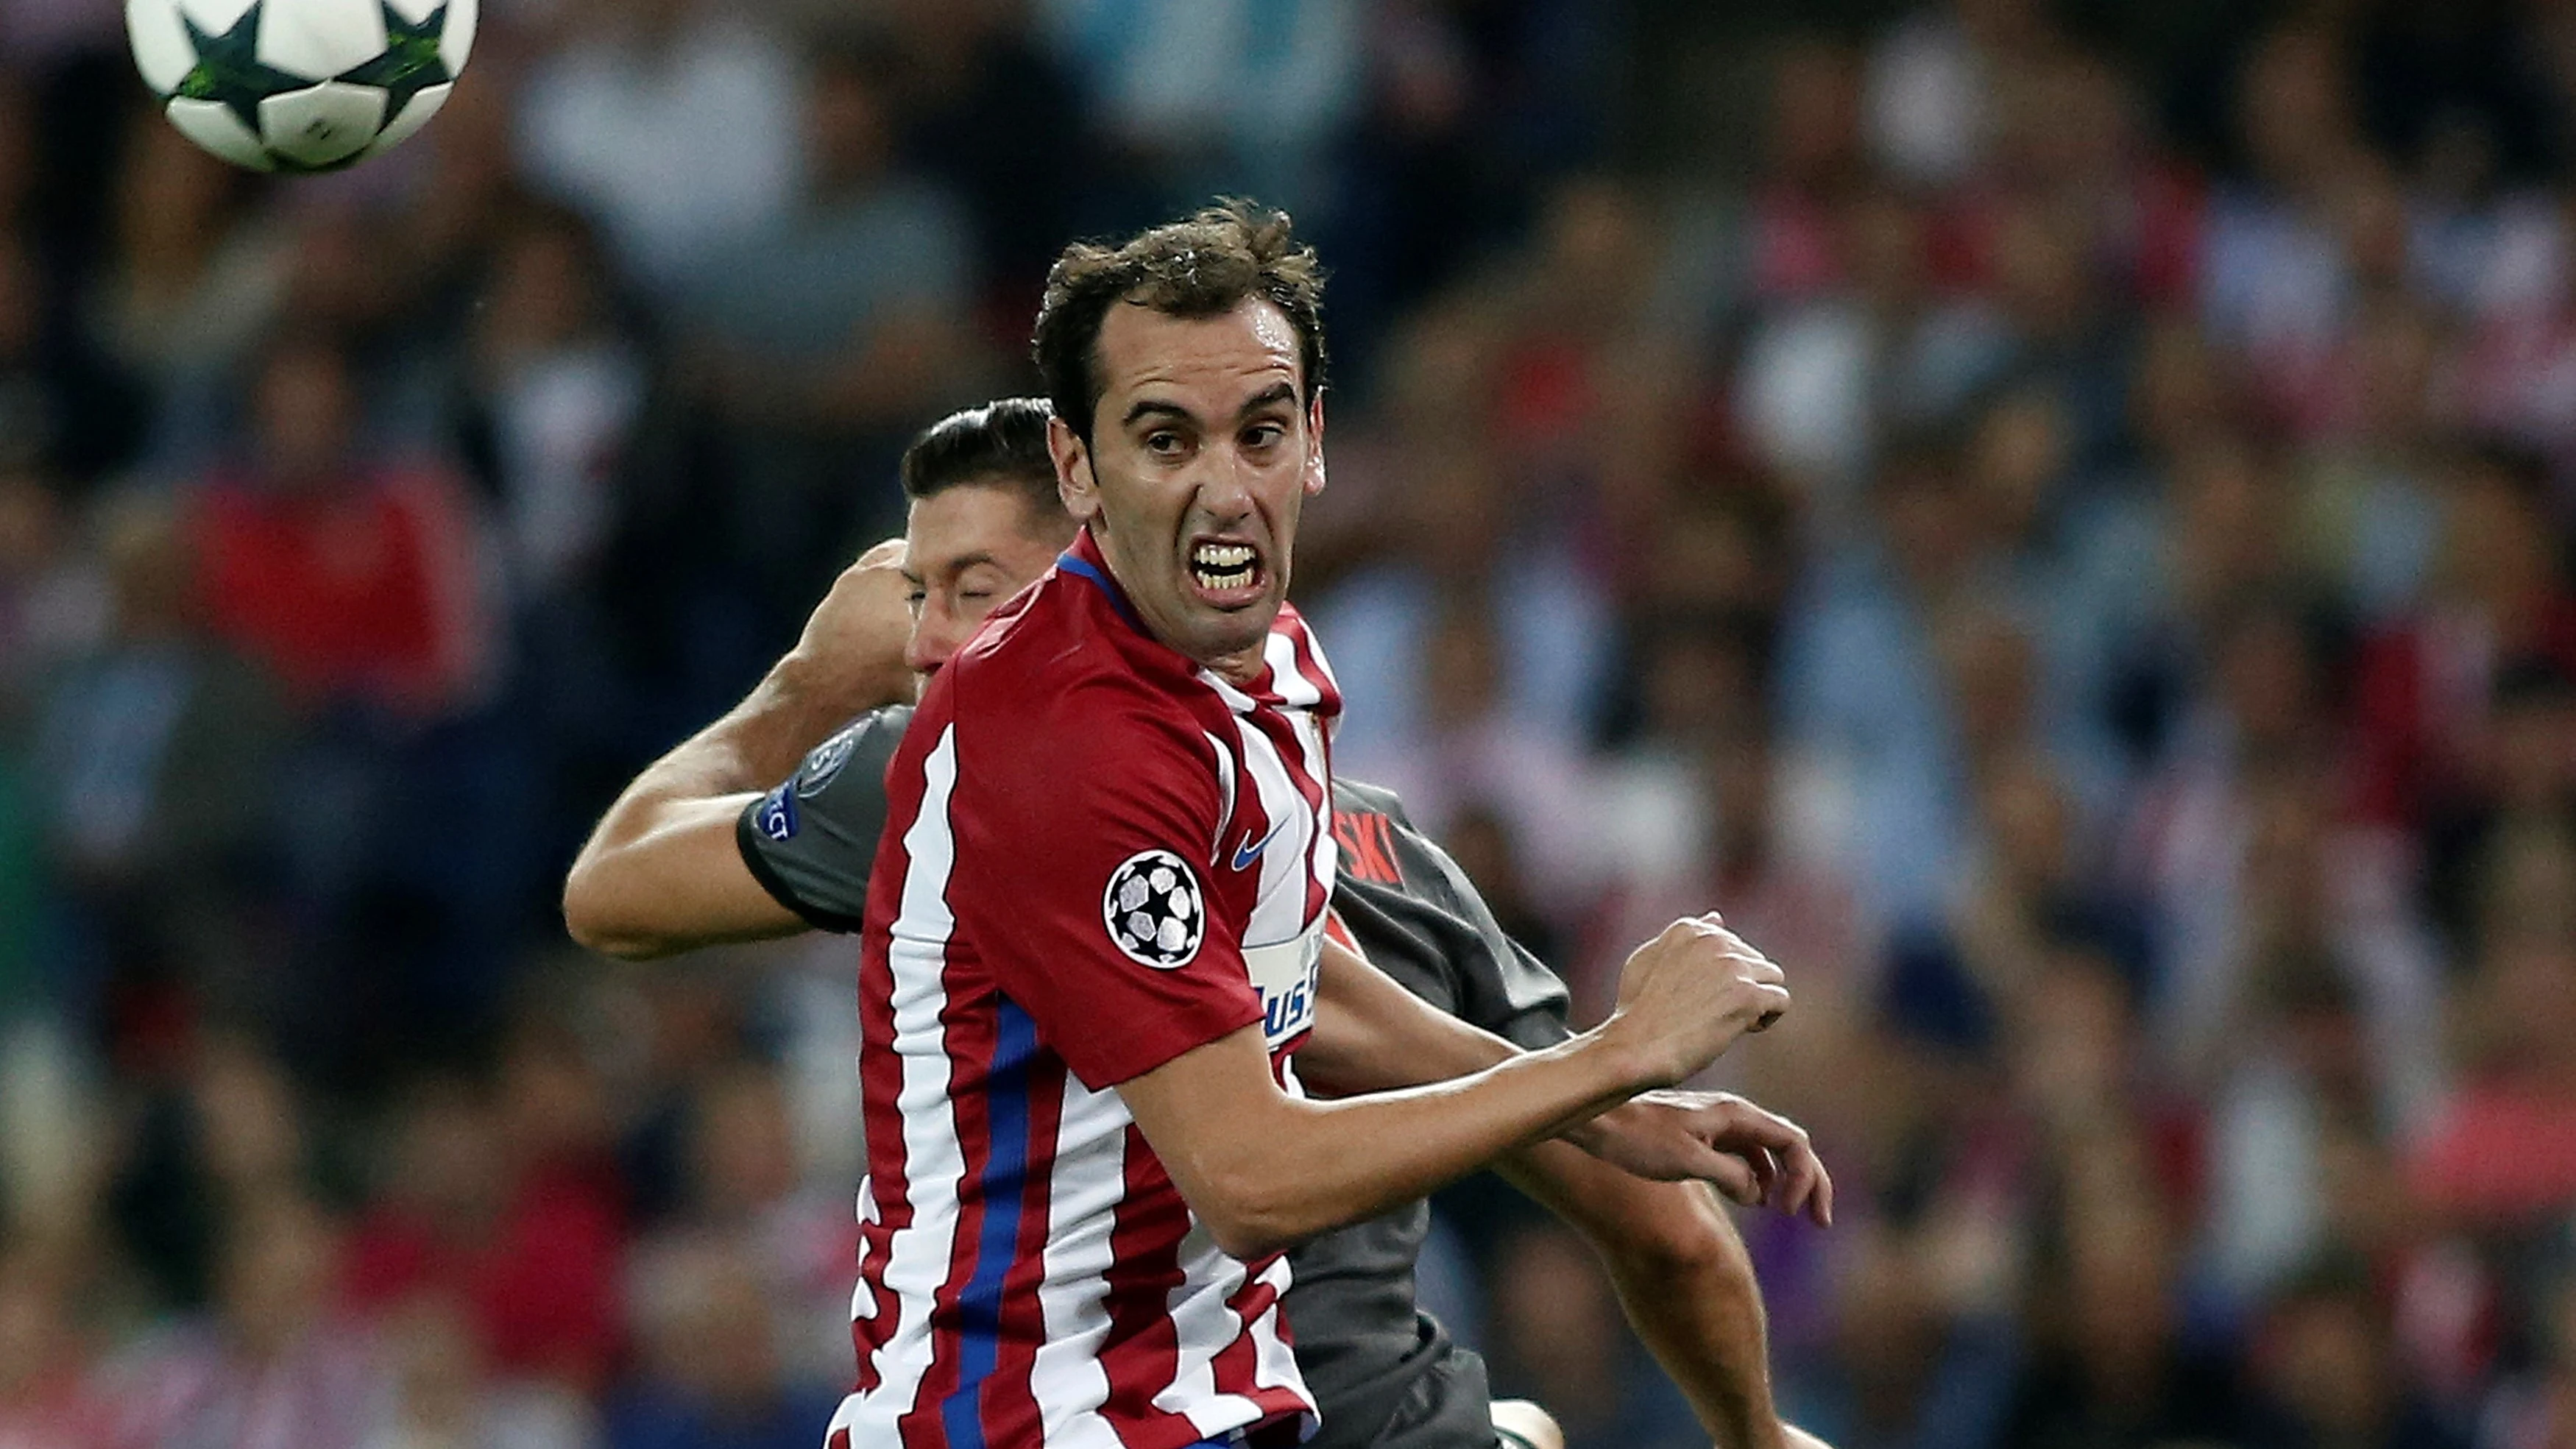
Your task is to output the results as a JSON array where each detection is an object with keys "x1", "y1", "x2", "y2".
[
  {"x1": 29, "y1": 495, "x2": 284, "y2": 1024},
  {"x1": 607, "y1": 1239, "x2": 840, "y2": 1449},
  {"x1": 95, "y1": 1192, "x2": 382, "y2": 1449},
  {"x1": 513, "y1": 0, "x2": 799, "y2": 296},
  {"x1": 189, "y1": 332, "x2": 493, "y2": 718},
  {"x1": 0, "y1": 231, "x2": 144, "y2": 488},
  {"x1": 33, "y1": 1, "x2": 2576, "y2": 1441},
  {"x1": 89, "y1": 113, "x2": 289, "y2": 448},
  {"x1": 0, "y1": 1244, "x2": 106, "y2": 1449},
  {"x1": 342, "y1": 1070, "x2": 625, "y2": 1395},
  {"x1": 676, "y1": 39, "x2": 986, "y2": 630}
]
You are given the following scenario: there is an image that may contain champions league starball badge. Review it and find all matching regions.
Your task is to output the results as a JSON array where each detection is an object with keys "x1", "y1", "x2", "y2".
[{"x1": 1103, "y1": 849, "x2": 1204, "y2": 969}]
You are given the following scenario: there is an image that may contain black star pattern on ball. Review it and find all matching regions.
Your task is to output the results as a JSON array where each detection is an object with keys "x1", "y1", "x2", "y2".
[
  {"x1": 174, "y1": 4, "x2": 310, "y2": 135},
  {"x1": 336, "y1": 2, "x2": 453, "y2": 122}
]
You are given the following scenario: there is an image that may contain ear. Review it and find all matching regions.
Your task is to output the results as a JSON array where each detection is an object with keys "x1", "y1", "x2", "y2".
[
  {"x1": 1051, "y1": 415, "x2": 1103, "y2": 527},
  {"x1": 1303, "y1": 390, "x2": 1328, "y2": 498}
]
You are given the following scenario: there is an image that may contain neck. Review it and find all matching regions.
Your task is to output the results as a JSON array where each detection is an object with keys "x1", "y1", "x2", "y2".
[
  {"x1": 1085, "y1": 528, "x2": 1275, "y2": 687},
  {"x1": 1206, "y1": 646, "x2": 1267, "y2": 687}
]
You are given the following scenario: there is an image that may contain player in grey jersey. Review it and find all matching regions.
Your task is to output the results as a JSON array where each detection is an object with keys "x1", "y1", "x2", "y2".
[{"x1": 568, "y1": 399, "x2": 1834, "y2": 1449}]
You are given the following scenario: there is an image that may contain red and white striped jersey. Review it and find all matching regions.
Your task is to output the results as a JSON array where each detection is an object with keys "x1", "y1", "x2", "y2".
[{"x1": 829, "y1": 528, "x2": 1340, "y2": 1448}]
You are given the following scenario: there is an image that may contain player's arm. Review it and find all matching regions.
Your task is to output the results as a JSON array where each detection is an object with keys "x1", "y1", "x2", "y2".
[
  {"x1": 563, "y1": 542, "x2": 914, "y2": 959},
  {"x1": 1115, "y1": 918, "x2": 1787, "y2": 1260},
  {"x1": 1311, "y1": 931, "x2": 1830, "y2": 1449},
  {"x1": 961, "y1": 712, "x2": 1783, "y2": 1261},
  {"x1": 1499, "y1": 1146, "x2": 1802, "y2": 1449},
  {"x1": 1309, "y1": 936, "x2": 1826, "y2": 1205},
  {"x1": 1317, "y1": 804, "x2": 1830, "y2": 1449}
]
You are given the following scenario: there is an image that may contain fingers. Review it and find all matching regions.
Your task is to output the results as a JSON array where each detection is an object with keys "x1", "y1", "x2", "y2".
[
  {"x1": 1746, "y1": 1144, "x2": 1782, "y2": 1202},
  {"x1": 1742, "y1": 980, "x2": 1792, "y2": 1032},
  {"x1": 1694, "y1": 1144, "x2": 1764, "y2": 1206},
  {"x1": 1692, "y1": 1096, "x2": 1832, "y2": 1225},
  {"x1": 1769, "y1": 1124, "x2": 1828, "y2": 1225}
]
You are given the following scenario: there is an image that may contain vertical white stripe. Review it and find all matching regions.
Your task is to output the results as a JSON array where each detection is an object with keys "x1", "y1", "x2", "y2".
[
  {"x1": 1284, "y1": 707, "x2": 1334, "y2": 915},
  {"x1": 1027, "y1": 1075, "x2": 1132, "y2": 1449},
  {"x1": 846, "y1": 726, "x2": 968, "y2": 1439},
  {"x1": 1203, "y1": 729, "x2": 1238, "y2": 860},
  {"x1": 1262, "y1": 629, "x2": 1322, "y2": 709},
  {"x1": 1243, "y1": 1254, "x2": 1305, "y2": 1401},
  {"x1": 1232, "y1": 712, "x2": 1310, "y2": 947},
  {"x1": 1271, "y1": 619, "x2": 1340, "y2": 905},
  {"x1": 1292, "y1": 617, "x2": 1341, "y2": 705},
  {"x1": 1153, "y1": 1225, "x2": 1261, "y2": 1437},
  {"x1": 849, "y1": 1175, "x2": 878, "y2": 1324}
]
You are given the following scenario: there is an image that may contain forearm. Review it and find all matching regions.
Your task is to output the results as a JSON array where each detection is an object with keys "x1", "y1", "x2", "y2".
[
  {"x1": 1301, "y1": 935, "x2": 1519, "y2": 1093},
  {"x1": 562, "y1": 660, "x2": 882, "y2": 957},
  {"x1": 1305, "y1": 940, "x2": 1655, "y2": 1164},
  {"x1": 1501, "y1": 1144, "x2": 1783, "y2": 1449},
  {"x1": 1133, "y1": 1027, "x2": 1657, "y2": 1259}
]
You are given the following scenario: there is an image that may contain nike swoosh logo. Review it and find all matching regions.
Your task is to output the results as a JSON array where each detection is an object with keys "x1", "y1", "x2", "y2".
[{"x1": 1232, "y1": 819, "x2": 1288, "y2": 871}]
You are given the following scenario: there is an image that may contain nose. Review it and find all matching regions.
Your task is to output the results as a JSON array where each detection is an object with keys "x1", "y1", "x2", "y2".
[
  {"x1": 1186, "y1": 444, "x2": 1258, "y2": 522},
  {"x1": 906, "y1": 606, "x2": 960, "y2": 675}
]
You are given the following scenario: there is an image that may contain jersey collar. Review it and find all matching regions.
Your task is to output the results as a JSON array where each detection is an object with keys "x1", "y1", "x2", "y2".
[
  {"x1": 1058, "y1": 528, "x2": 1305, "y2": 708},
  {"x1": 1058, "y1": 528, "x2": 1144, "y2": 631}
]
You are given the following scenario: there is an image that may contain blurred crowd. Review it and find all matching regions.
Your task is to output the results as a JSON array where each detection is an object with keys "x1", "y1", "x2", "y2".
[{"x1": 7, "y1": 0, "x2": 2576, "y2": 1445}]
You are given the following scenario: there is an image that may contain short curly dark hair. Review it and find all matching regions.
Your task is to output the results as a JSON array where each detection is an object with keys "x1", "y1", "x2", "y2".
[{"x1": 1031, "y1": 199, "x2": 1327, "y2": 449}]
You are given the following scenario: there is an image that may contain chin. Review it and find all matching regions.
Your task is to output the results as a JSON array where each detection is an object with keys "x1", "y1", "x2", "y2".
[{"x1": 1186, "y1": 616, "x2": 1278, "y2": 669}]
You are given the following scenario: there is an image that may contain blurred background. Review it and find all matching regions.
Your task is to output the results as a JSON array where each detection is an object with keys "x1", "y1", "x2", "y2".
[{"x1": 5, "y1": 0, "x2": 2576, "y2": 1444}]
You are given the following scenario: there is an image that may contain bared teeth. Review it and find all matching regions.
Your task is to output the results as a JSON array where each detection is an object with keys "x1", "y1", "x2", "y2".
[{"x1": 1190, "y1": 541, "x2": 1257, "y2": 592}]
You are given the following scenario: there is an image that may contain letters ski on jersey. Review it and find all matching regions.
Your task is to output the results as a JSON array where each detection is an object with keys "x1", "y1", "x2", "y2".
[{"x1": 831, "y1": 530, "x2": 1340, "y2": 1449}]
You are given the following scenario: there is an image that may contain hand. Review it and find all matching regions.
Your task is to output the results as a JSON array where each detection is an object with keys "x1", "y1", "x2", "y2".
[
  {"x1": 1604, "y1": 915, "x2": 1791, "y2": 1088},
  {"x1": 779, "y1": 539, "x2": 917, "y2": 718},
  {"x1": 1566, "y1": 1090, "x2": 1832, "y2": 1225}
]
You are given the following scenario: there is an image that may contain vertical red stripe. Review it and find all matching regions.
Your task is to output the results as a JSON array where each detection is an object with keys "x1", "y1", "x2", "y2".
[
  {"x1": 1284, "y1": 609, "x2": 1340, "y2": 784},
  {"x1": 850, "y1": 746, "x2": 932, "y2": 1397},
  {"x1": 850, "y1": 935, "x2": 906, "y2": 1394},
  {"x1": 1094, "y1": 1127, "x2": 1201, "y2": 1444},
  {"x1": 1203, "y1": 1278, "x2": 1265, "y2": 1417},
  {"x1": 978, "y1": 1055, "x2": 1066, "y2": 1444}
]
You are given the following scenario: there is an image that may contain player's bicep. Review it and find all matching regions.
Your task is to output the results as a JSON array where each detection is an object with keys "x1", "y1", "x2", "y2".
[{"x1": 1115, "y1": 1023, "x2": 1306, "y2": 1237}]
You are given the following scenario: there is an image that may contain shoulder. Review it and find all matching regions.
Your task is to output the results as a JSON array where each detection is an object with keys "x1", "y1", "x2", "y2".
[
  {"x1": 955, "y1": 581, "x2": 1189, "y2": 725},
  {"x1": 1329, "y1": 776, "x2": 1413, "y2": 827},
  {"x1": 942, "y1": 579, "x2": 1220, "y2": 795}
]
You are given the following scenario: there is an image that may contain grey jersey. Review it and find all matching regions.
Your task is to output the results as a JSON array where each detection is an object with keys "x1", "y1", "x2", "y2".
[
  {"x1": 1290, "y1": 778, "x2": 1575, "y2": 1449},
  {"x1": 735, "y1": 704, "x2": 913, "y2": 931},
  {"x1": 739, "y1": 716, "x2": 1574, "y2": 1448}
]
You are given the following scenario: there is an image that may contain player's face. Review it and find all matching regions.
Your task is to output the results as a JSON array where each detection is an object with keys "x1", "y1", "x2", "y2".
[
  {"x1": 902, "y1": 482, "x2": 1069, "y2": 674},
  {"x1": 1053, "y1": 297, "x2": 1326, "y2": 680}
]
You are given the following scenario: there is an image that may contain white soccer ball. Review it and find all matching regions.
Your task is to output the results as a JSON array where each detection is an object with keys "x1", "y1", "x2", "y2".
[{"x1": 126, "y1": 0, "x2": 476, "y2": 173}]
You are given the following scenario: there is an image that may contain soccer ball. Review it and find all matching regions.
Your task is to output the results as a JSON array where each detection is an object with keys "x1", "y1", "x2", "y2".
[{"x1": 125, "y1": 0, "x2": 476, "y2": 173}]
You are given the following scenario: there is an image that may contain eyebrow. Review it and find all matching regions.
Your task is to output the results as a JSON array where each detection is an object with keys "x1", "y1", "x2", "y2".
[
  {"x1": 938, "y1": 550, "x2": 1001, "y2": 581},
  {"x1": 1121, "y1": 398, "x2": 1195, "y2": 431},
  {"x1": 1236, "y1": 382, "x2": 1298, "y2": 418},
  {"x1": 1119, "y1": 382, "x2": 1301, "y2": 433}
]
